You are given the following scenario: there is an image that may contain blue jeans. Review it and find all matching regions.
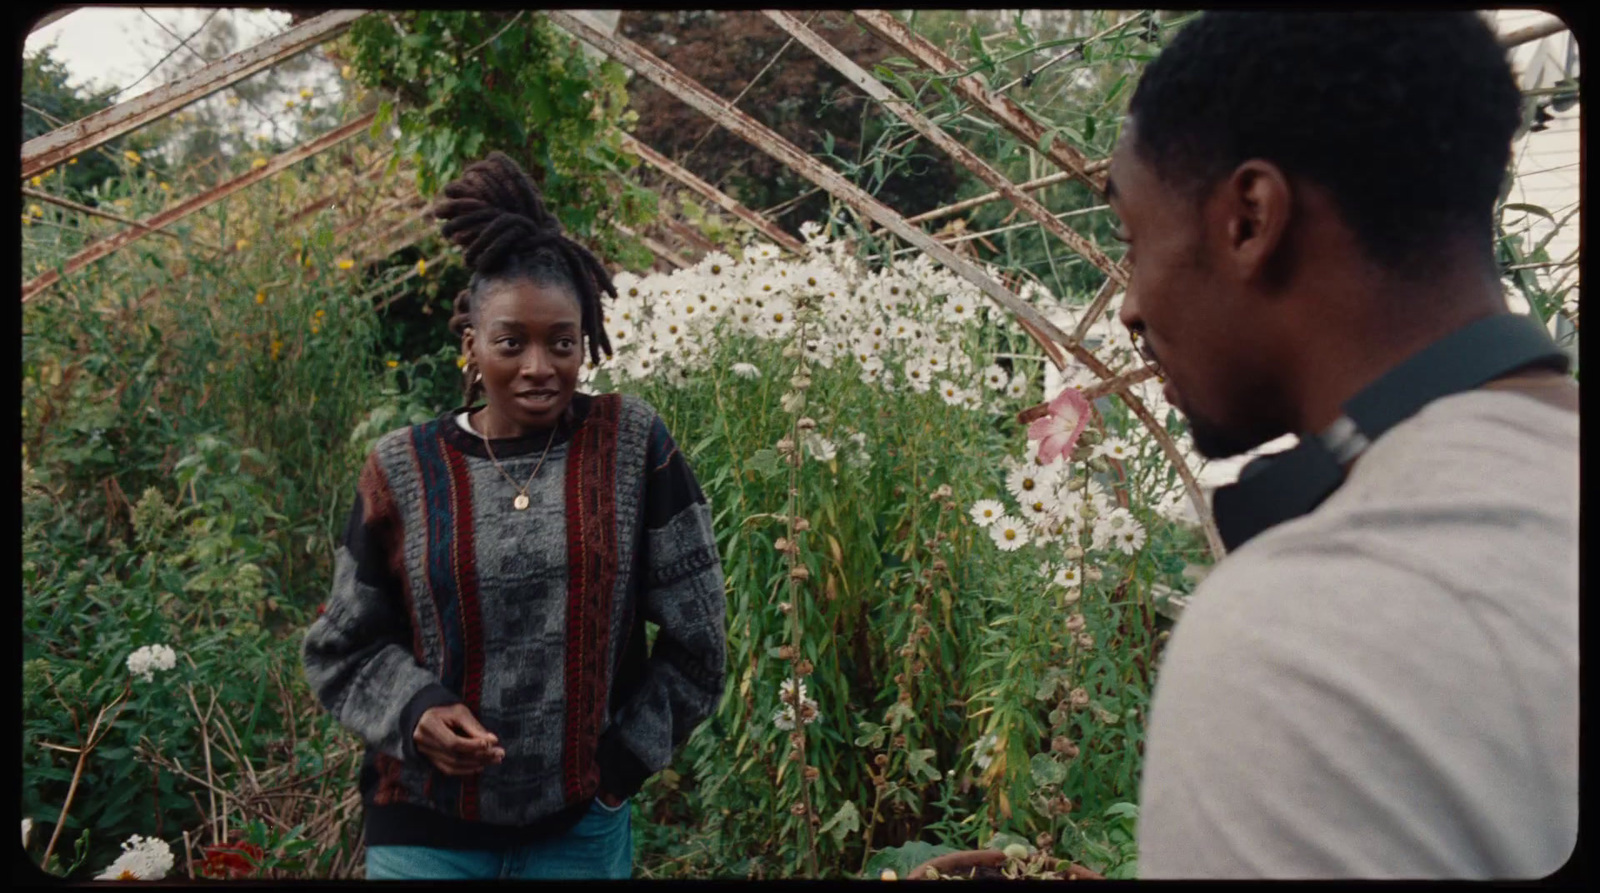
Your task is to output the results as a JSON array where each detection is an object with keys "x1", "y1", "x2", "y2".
[{"x1": 365, "y1": 797, "x2": 633, "y2": 880}]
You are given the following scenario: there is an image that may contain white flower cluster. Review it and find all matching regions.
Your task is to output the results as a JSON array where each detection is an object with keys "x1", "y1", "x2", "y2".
[
  {"x1": 970, "y1": 453, "x2": 1148, "y2": 558},
  {"x1": 773, "y1": 677, "x2": 821, "y2": 730},
  {"x1": 584, "y1": 231, "x2": 1058, "y2": 419},
  {"x1": 125, "y1": 644, "x2": 178, "y2": 683},
  {"x1": 96, "y1": 834, "x2": 175, "y2": 881}
]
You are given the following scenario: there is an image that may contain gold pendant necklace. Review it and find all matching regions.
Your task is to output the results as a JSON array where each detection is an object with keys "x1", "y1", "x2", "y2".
[{"x1": 475, "y1": 411, "x2": 558, "y2": 510}]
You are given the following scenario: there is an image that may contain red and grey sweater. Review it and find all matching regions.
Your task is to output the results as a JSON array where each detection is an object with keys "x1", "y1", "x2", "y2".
[{"x1": 302, "y1": 393, "x2": 726, "y2": 849}]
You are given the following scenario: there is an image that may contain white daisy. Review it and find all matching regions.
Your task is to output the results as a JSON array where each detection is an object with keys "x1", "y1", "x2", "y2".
[
  {"x1": 983, "y1": 364, "x2": 1009, "y2": 391},
  {"x1": 1005, "y1": 373, "x2": 1029, "y2": 401},
  {"x1": 990, "y1": 515, "x2": 1029, "y2": 551},
  {"x1": 937, "y1": 379, "x2": 966, "y2": 407},
  {"x1": 731, "y1": 362, "x2": 761, "y2": 379},
  {"x1": 903, "y1": 361, "x2": 933, "y2": 394},
  {"x1": 969, "y1": 499, "x2": 1005, "y2": 527},
  {"x1": 1093, "y1": 437, "x2": 1134, "y2": 463},
  {"x1": 1005, "y1": 462, "x2": 1058, "y2": 505}
]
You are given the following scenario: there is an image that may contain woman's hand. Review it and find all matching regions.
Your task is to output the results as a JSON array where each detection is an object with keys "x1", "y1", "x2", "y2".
[{"x1": 413, "y1": 704, "x2": 505, "y2": 777}]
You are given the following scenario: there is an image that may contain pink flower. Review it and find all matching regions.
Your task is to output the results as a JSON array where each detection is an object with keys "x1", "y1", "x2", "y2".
[{"x1": 1027, "y1": 387, "x2": 1090, "y2": 464}]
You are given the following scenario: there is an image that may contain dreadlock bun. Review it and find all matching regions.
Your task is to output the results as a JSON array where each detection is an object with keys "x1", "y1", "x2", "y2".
[{"x1": 433, "y1": 152, "x2": 615, "y2": 365}]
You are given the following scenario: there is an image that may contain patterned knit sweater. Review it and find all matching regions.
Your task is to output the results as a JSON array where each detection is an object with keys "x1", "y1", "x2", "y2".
[{"x1": 301, "y1": 393, "x2": 727, "y2": 848}]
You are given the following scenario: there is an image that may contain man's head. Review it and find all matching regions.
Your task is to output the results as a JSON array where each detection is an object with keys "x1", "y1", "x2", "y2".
[{"x1": 1110, "y1": 12, "x2": 1523, "y2": 458}]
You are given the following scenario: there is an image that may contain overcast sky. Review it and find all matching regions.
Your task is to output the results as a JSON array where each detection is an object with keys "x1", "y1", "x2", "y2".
[{"x1": 26, "y1": 7, "x2": 295, "y2": 99}]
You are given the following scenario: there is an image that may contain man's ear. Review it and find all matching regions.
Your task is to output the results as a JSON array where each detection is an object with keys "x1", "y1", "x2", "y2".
[
  {"x1": 1219, "y1": 160, "x2": 1293, "y2": 285},
  {"x1": 461, "y1": 327, "x2": 476, "y2": 360}
]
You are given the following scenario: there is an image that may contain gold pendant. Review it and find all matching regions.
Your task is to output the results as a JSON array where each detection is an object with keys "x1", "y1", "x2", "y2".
[{"x1": 513, "y1": 493, "x2": 530, "y2": 511}]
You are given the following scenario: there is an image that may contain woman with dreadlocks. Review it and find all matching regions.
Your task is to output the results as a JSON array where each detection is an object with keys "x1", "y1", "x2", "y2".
[{"x1": 302, "y1": 152, "x2": 727, "y2": 880}]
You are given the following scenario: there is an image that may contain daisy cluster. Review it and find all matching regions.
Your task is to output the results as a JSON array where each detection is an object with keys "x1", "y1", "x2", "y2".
[
  {"x1": 969, "y1": 439, "x2": 1150, "y2": 562},
  {"x1": 584, "y1": 223, "x2": 1063, "y2": 415}
]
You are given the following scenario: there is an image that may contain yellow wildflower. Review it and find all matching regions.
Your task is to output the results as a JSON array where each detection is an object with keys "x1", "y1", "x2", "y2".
[
  {"x1": 226, "y1": 96, "x2": 240, "y2": 107},
  {"x1": 271, "y1": 339, "x2": 283, "y2": 360},
  {"x1": 285, "y1": 99, "x2": 296, "y2": 110},
  {"x1": 416, "y1": 258, "x2": 427, "y2": 276},
  {"x1": 386, "y1": 360, "x2": 399, "y2": 368},
  {"x1": 236, "y1": 239, "x2": 249, "y2": 251},
  {"x1": 255, "y1": 292, "x2": 266, "y2": 305},
  {"x1": 336, "y1": 258, "x2": 354, "y2": 270},
  {"x1": 251, "y1": 158, "x2": 268, "y2": 170},
  {"x1": 315, "y1": 309, "x2": 325, "y2": 319},
  {"x1": 124, "y1": 149, "x2": 141, "y2": 164},
  {"x1": 300, "y1": 88, "x2": 313, "y2": 100},
  {"x1": 29, "y1": 176, "x2": 41, "y2": 187},
  {"x1": 28, "y1": 204, "x2": 42, "y2": 218},
  {"x1": 310, "y1": 323, "x2": 320, "y2": 335},
  {"x1": 68, "y1": 157, "x2": 77, "y2": 165},
  {"x1": 341, "y1": 65, "x2": 353, "y2": 79},
  {"x1": 159, "y1": 182, "x2": 170, "y2": 192}
]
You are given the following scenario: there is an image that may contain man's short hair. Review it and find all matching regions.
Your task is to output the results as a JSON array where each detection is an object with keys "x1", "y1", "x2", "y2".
[{"x1": 1127, "y1": 12, "x2": 1524, "y2": 275}]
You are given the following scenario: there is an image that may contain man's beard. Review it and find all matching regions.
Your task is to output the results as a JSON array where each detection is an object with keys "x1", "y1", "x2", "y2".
[{"x1": 1186, "y1": 410, "x2": 1282, "y2": 460}]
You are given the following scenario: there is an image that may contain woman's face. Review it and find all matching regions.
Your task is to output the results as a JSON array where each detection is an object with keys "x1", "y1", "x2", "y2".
[{"x1": 464, "y1": 278, "x2": 583, "y2": 435}]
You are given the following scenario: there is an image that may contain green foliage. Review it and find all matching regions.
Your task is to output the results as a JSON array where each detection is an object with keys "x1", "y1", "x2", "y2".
[{"x1": 343, "y1": 11, "x2": 657, "y2": 267}]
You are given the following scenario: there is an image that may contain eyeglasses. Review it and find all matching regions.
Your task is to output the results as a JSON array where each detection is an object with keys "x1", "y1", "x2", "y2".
[{"x1": 1129, "y1": 327, "x2": 1165, "y2": 382}]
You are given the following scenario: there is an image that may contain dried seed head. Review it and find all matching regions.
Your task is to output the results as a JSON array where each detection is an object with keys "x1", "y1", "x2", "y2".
[
  {"x1": 931, "y1": 559, "x2": 947, "y2": 573},
  {"x1": 1062, "y1": 546, "x2": 1085, "y2": 561},
  {"x1": 912, "y1": 659, "x2": 925, "y2": 675},
  {"x1": 796, "y1": 417, "x2": 817, "y2": 430},
  {"x1": 774, "y1": 537, "x2": 792, "y2": 553},
  {"x1": 898, "y1": 644, "x2": 915, "y2": 658},
  {"x1": 1036, "y1": 832, "x2": 1055, "y2": 852},
  {"x1": 790, "y1": 731, "x2": 806, "y2": 748},
  {"x1": 778, "y1": 601, "x2": 794, "y2": 614},
  {"x1": 898, "y1": 689, "x2": 913, "y2": 705},
  {"x1": 911, "y1": 603, "x2": 926, "y2": 616},
  {"x1": 1065, "y1": 613, "x2": 1086, "y2": 633},
  {"x1": 790, "y1": 802, "x2": 808, "y2": 816},
  {"x1": 778, "y1": 645, "x2": 797, "y2": 661},
  {"x1": 776, "y1": 436, "x2": 797, "y2": 455},
  {"x1": 789, "y1": 747, "x2": 804, "y2": 762},
  {"x1": 1075, "y1": 631, "x2": 1096, "y2": 651},
  {"x1": 1069, "y1": 687, "x2": 1090, "y2": 708},
  {"x1": 794, "y1": 517, "x2": 811, "y2": 532},
  {"x1": 795, "y1": 659, "x2": 814, "y2": 677},
  {"x1": 932, "y1": 483, "x2": 953, "y2": 501},
  {"x1": 892, "y1": 734, "x2": 907, "y2": 749},
  {"x1": 874, "y1": 754, "x2": 889, "y2": 767},
  {"x1": 1051, "y1": 736, "x2": 1079, "y2": 758},
  {"x1": 789, "y1": 565, "x2": 811, "y2": 582},
  {"x1": 803, "y1": 765, "x2": 820, "y2": 782},
  {"x1": 894, "y1": 673, "x2": 906, "y2": 685},
  {"x1": 1086, "y1": 567, "x2": 1103, "y2": 583}
]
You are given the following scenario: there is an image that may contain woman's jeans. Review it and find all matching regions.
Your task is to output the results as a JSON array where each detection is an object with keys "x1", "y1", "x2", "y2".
[{"x1": 365, "y1": 797, "x2": 632, "y2": 880}]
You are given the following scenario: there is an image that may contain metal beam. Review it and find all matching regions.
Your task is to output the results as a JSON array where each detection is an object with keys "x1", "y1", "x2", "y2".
[
  {"x1": 22, "y1": 111, "x2": 377, "y2": 302},
  {"x1": 852, "y1": 10, "x2": 1108, "y2": 194},
  {"x1": 906, "y1": 169, "x2": 1077, "y2": 226},
  {"x1": 1499, "y1": 16, "x2": 1568, "y2": 48},
  {"x1": 618, "y1": 132, "x2": 809, "y2": 256},
  {"x1": 766, "y1": 10, "x2": 1124, "y2": 286},
  {"x1": 21, "y1": 9, "x2": 369, "y2": 180}
]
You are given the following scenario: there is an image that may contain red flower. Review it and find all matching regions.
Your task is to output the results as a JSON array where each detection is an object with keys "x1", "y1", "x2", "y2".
[
  {"x1": 199, "y1": 840, "x2": 264, "y2": 879},
  {"x1": 316, "y1": 603, "x2": 327, "y2": 617}
]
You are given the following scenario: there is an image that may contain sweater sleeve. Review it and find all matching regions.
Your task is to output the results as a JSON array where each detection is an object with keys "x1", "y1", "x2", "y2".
[
  {"x1": 597, "y1": 415, "x2": 728, "y2": 799},
  {"x1": 302, "y1": 449, "x2": 458, "y2": 762}
]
